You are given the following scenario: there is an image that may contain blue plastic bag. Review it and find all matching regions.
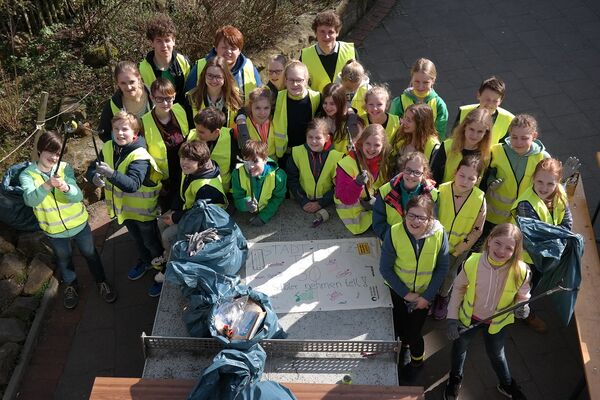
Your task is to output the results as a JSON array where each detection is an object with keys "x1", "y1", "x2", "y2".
[
  {"x1": 209, "y1": 285, "x2": 287, "y2": 350},
  {"x1": 0, "y1": 162, "x2": 40, "y2": 232}
]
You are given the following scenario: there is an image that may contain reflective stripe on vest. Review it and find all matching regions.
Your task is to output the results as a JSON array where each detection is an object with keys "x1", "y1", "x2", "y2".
[
  {"x1": 191, "y1": 99, "x2": 237, "y2": 129},
  {"x1": 247, "y1": 119, "x2": 276, "y2": 159},
  {"x1": 301, "y1": 42, "x2": 356, "y2": 93},
  {"x1": 237, "y1": 165, "x2": 277, "y2": 210},
  {"x1": 195, "y1": 57, "x2": 256, "y2": 104},
  {"x1": 188, "y1": 127, "x2": 232, "y2": 192},
  {"x1": 486, "y1": 144, "x2": 544, "y2": 224},
  {"x1": 459, "y1": 253, "x2": 527, "y2": 334},
  {"x1": 390, "y1": 223, "x2": 444, "y2": 294},
  {"x1": 460, "y1": 104, "x2": 514, "y2": 145},
  {"x1": 102, "y1": 142, "x2": 162, "y2": 224},
  {"x1": 139, "y1": 53, "x2": 191, "y2": 87},
  {"x1": 401, "y1": 94, "x2": 438, "y2": 123},
  {"x1": 438, "y1": 182, "x2": 485, "y2": 254},
  {"x1": 27, "y1": 163, "x2": 88, "y2": 234},
  {"x1": 142, "y1": 103, "x2": 190, "y2": 180},
  {"x1": 291, "y1": 146, "x2": 342, "y2": 200},
  {"x1": 273, "y1": 89, "x2": 321, "y2": 158},
  {"x1": 180, "y1": 175, "x2": 227, "y2": 209}
]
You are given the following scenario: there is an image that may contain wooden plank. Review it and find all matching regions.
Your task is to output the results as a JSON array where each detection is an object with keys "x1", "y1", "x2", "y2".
[
  {"x1": 89, "y1": 377, "x2": 424, "y2": 400},
  {"x1": 570, "y1": 179, "x2": 600, "y2": 399}
]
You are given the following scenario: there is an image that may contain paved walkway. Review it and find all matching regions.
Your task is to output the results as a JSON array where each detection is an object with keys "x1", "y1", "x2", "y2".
[{"x1": 17, "y1": 0, "x2": 600, "y2": 399}]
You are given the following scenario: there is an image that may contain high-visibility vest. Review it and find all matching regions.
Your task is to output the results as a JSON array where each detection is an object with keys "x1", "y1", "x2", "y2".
[
  {"x1": 401, "y1": 94, "x2": 439, "y2": 126},
  {"x1": 246, "y1": 119, "x2": 276, "y2": 159},
  {"x1": 351, "y1": 84, "x2": 369, "y2": 120},
  {"x1": 26, "y1": 163, "x2": 88, "y2": 235},
  {"x1": 486, "y1": 144, "x2": 544, "y2": 224},
  {"x1": 194, "y1": 57, "x2": 257, "y2": 103},
  {"x1": 459, "y1": 253, "x2": 528, "y2": 334},
  {"x1": 301, "y1": 42, "x2": 356, "y2": 93},
  {"x1": 190, "y1": 98, "x2": 237, "y2": 128},
  {"x1": 102, "y1": 142, "x2": 162, "y2": 224},
  {"x1": 141, "y1": 103, "x2": 189, "y2": 180},
  {"x1": 390, "y1": 223, "x2": 445, "y2": 294},
  {"x1": 273, "y1": 89, "x2": 321, "y2": 158},
  {"x1": 188, "y1": 127, "x2": 232, "y2": 192},
  {"x1": 291, "y1": 146, "x2": 342, "y2": 200},
  {"x1": 333, "y1": 156, "x2": 384, "y2": 235},
  {"x1": 237, "y1": 165, "x2": 277, "y2": 211},
  {"x1": 511, "y1": 185, "x2": 566, "y2": 263},
  {"x1": 441, "y1": 139, "x2": 490, "y2": 185},
  {"x1": 390, "y1": 135, "x2": 439, "y2": 162},
  {"x1": 180, "y1": 174, "x2": 227, "y2": 209},
  {"x1": 378, "y1": 175, "x2": 438, "y2": 232},
  {"x1": 459, "y1": 104, "x2": 514, "y2": 144},
  {"x1": 438, "y1": 182, "x2": 485, "y2": 254},
  {"x1": 139, "y1": 53, "x2": 191, "y2": 87},
  {"x1": 362, "y1": 113, "x2": 400, "y2": 142}
]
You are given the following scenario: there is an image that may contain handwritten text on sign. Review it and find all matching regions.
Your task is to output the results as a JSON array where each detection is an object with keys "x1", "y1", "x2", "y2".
[{"x1": 245, "y1": 238, "x2": 392, "y2": 313}]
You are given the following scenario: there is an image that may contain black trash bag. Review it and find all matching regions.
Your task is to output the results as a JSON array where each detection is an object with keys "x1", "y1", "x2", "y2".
[{"x1": 0, "y1": 162, "x2": 40, "y2": 232}]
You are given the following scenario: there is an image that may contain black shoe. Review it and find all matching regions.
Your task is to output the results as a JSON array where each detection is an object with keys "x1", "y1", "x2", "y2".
[
  {"x1": 398, "y1": 358, "x2": 423, "y2": 385},
  {"x1": 497, "y1": 379, "x2": 527, "y2": 399},
  {"x1": 98, "y1": 281, "x2": 117, "y2": 303},
  {"x1": 444, "y1": 375, "x2": 462, "y2": 400},
  {"x1": 63, "y1": 285, "x2": 79, "y2": 309}
]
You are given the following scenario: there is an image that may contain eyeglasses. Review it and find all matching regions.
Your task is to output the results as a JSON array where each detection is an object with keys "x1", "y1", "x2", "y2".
[
  {"x1": 405, "y1": 212, "x2": 429, "y2": 223},
  {"x1": 268, "y1": 69, "x2": 283, "y2": 75},
  {"x1": 206, "y1": 73, "x2": 225, "y2": 82},
  {"x1": 154, "y1": 96, "x2": 175, "y2": 104},
  {"x1": 404, "y1": 168, "x2": 424, "y2": 177},
  {"x1": 286, "y1": 78, "x2": 305, "y2": 84}
]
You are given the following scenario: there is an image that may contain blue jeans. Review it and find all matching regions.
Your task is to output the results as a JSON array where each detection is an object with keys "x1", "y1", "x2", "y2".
[
  {"x1": 48, "y1": 223, "x2": 106, "y2": 285},
  {"x1": 123, "y1": 219, "x2": 164, "y2": 265},
  {"x1": 450, "y1": 321, "x2": 512, "y2": 385}
]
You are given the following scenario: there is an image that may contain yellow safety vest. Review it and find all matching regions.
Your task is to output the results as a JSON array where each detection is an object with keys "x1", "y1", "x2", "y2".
[
  {"x1": 459, "y1": 253, "x2": 528, "y2": 334},
  {"x1": 141, "y1": 103, "x2": 190, "y2": 180},
  {"x1": 333, "y1": 156, "x2": 384, "y2": 235},
  {"x1": 441, "y1": 139, "x2": 490, "y2": 185},
  {"x1": 486, "y1": 144, "x2": 544, "y2": 224},
  {"x1": 363, "y1": 113, "x2": 400, "y2": 142},
  {"x1": 438, "y1": 182, "x2": 485, "y2": 254},
  {"x1": 511, "y1": 185, "x2": 566, "y2": 263},
  {"x1": 459, "y1": 104, "x2": 514, "y2": 144},
  {"x1": 190, "y1": 98, "x2": 237, "y2": 129},
  {"x1": 301, "y1": 42, "x2": 356, "y2": 93},
  {"x1": 110, "y1": 100, "x2": 121, "y2": 115},
  {"x1": 390, "y1": 223, "x2": 445, "y2": 294},
  {"x1": 291, "y1": 145, "x2": 343, "y2": 200},
  {"x1": 26, "y1": 163, "x2": 88, "y2": 235},
  {"x1": 352, "y1": 84, "x2": 369, "y2": 120},
  {"x1": 273, "y1": 89, "x2": 321, "y2": 158},
  {"x1": 194, "y1": 57, "x2": 257, "y2": 104},
  {"x1": 102, "y1": 142, "x2": 162, "y2": 224},
  {"x1": 237, "y1": 165, "x2": 277, "y2": 211},
  {"x1": 138, "y1": 53, "x2": 191, "y2": 87},
  {"x1": 246, "y1": 119, "x2": 276, "y2": 159},
  {"x1": 188, "y1": 127, "x2": 232, "y2": 192},
  {"x1": 390, "y1": 135, "x2": 439, "y2": 162},
  {"x1": 401, "y1": 94, "x2": 439, "y2": 126},
  {"x1": 180, "y1": 175, "x2": 227, "y2": 209}
]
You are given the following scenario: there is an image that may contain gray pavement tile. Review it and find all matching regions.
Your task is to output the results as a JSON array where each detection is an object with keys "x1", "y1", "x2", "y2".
[
  {"x1": 559, "y1": 79, "x2": 600, "y2": 101},
  {"x1": 562, "y1": 5, "x2": 600, "y2": 24},
  {"x1": 549, "y1": 113, "x2": 596, "y2": 139},
  {"x1": 534, "y1": 93, "x2": 581, "y2": 117},
  {"x1": 522, "y1": 76, "x2": 563, "y2": 98},
  {"x1": 577, "y1": 20, "x2": 600, "y2": 42},
  {"x1": 527, "y1": 2, "x2": 564, "y2": 19},
  {"x1": 444, "y1": 67, "x2": 483, "y2": 90},
  {"x1": 492, "y1": 0, "x2": 530, "y2": 17},
  {"x1": 459, "y1": 39, "x2": 498, "y2": 57},
  {"x1": 501, "y1": 89, "x2": 539, "y2": 113},
  {"x1": 429, "y1": 50, "x2": 476, "y2": 73},
  {"x1": 371, "y1": 60, "x2": 407, "y2": 83},
  {"x1": 444, "y1": 20, "x2": 487, "y2": 41},
  {"x1": 538, "y1": 17, "x2": 580, "y2": 35},
  {"x1": 504, "y1": 14, "x2": 541, "y2": 33},
  {"x1": 482, "y1": 27, "x2": 521, "y2": 44},
  {"x1": 545, "y1": 64, "x2": 589, "y2": 83},
  {"x1": 529, "y1": 45, "x2": 574, "y2": 66},
  {"x1": 493, "y1": 41, "x2": 534, "y2": 63},
  {"x1": 546, "y1": 31, "x2": 594, "y2": 53},
  {"x1": 518, "y1": 29, "x2": 558, "y2": 49}
]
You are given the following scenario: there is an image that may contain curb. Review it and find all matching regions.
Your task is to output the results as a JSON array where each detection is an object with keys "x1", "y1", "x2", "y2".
[
  {"x1": 2, "y1": 277, "x2": 59, "y2": 400},
  {"x1": 345, "y1": 0, "x2": 397, "y2": 45}
]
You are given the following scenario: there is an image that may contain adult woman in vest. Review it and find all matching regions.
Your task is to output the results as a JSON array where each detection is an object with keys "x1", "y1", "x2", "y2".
[
  {"x1": 379, "y1": 195, "x2": 449, "y2": 382},
  {"x1": 444, "y1": 223, "x2": 531, "y2": 400},
  {"x1": 98, "y1": 61, "x2": 153, "y2": 142}
]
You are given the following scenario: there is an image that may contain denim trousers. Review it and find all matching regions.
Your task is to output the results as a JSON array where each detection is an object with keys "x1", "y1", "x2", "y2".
[
  {"x1": 123, "y1": 219, "x2": 164, "y2": 265},
  {"x1": 48, "y1": 223, "x2": 106, "y2": 285},
  {"x1": 450, "y1": 321, "x2": 512, "y2": 385}
]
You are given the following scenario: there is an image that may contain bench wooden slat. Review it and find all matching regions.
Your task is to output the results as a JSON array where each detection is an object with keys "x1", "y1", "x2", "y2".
[
  {"x1": 89, "y1": 377, "x2": 424, "y2": 400},
  {"x1": 570, "y1": 179, "x2": 600, "y2": 399}
]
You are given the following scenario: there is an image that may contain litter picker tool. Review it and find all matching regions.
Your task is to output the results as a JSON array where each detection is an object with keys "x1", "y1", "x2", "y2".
[
  {"x1": 54, "y1": 120, "x2": 78, "y2": 177},
  {"x1": 345, "y1": 112, "x2": 371, "y2": 201}
]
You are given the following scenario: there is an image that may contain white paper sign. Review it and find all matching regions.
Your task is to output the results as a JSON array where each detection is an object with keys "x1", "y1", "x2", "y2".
[{"x1": 245, "y1": 238, "x2": 392, "y2": 313}]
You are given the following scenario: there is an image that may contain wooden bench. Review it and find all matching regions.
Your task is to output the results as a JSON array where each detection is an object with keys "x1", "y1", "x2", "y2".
[
  {"x1": 570, "y1": 179, "x2": 600, "y2": 399},
  {"x1": 89, "y1": 377, "x2": 424, "y2": 400}
]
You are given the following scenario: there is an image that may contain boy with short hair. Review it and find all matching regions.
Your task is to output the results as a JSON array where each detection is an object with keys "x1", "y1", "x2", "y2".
[
  {"x1": 232, "y1": 140, "x2": 287, "y2": 226},
  {"x1": 139, "y1": 13, "x2": 190, "y2": 105},
  {"x1": 188, "y1": 107, "x2": 239, "y2": 192},
  {"x1": 454, "y1": 76, "x2": 514, "y2": 144},
  {"x1": 88, "y1": 111, "x2": 164, "y2": 296},
  {"x1": 300, "y1": 10, "x2": 357, "y2": 93}
]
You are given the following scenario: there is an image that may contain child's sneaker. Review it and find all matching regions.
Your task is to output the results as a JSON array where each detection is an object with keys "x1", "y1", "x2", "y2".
[
  {"x1": 433, "y1": 295, "x2": 450, "y2": 320},
  {"x1": 497, "y1": 379, "x2": 527, "y2": 399},
  {"x1": 98, "y1": 281, "x2": 117, "y2": 303},
  {"x1": 444, "y1": 375, "x2": 462, "y2": 400},
  {"x1": 63, "y1": 285, "x2": 79, "y2": 309},
  {"x1": 128, "y1": 262, "x2": 150, "y2": 281},
  {"x1": 154, "y1": 271, "x2": 165, "y2": 283},
  {"x1": 148, "y1": 282, "x2": 163, "y2": 298},
  {"x1": 151, "y1": 254, "x2": 166, "y2": 270}
]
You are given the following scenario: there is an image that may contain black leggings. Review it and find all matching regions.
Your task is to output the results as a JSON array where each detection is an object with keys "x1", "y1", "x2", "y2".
[{"x1": 390, "y1": 289, "x2": 428, "y2": 361}]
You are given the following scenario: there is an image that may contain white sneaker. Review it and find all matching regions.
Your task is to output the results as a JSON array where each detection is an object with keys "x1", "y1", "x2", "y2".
[{"x1": 154, "y1": 271, "x2": 165, "y2": 283}]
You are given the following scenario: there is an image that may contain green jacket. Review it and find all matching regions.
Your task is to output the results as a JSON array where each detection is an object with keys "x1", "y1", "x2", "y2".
[{"x1": 389, "y1": 87, "x2": 448, "y2": 139}]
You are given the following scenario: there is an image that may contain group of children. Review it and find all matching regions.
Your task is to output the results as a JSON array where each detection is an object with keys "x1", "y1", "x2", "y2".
[{"x1": 21, "y1": 9, "x2": 577, "y2": 400}]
